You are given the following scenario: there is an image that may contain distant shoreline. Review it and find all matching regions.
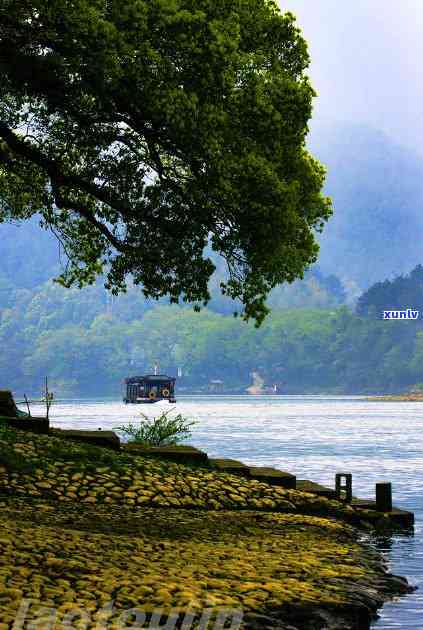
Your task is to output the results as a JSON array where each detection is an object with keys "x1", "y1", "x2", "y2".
[{"x1": 367, "y1": 393, "x2": 423, "y2": 402}]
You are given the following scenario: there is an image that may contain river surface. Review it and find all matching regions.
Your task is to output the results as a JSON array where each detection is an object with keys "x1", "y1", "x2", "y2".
[{"x1": 30, "y1": 395, "x2": 422, "y2": 629}]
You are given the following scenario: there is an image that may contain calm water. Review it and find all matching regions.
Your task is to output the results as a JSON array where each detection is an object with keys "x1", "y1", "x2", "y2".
[{"x1": 30, "y1": 395, "x2": 422, "y2": 629}]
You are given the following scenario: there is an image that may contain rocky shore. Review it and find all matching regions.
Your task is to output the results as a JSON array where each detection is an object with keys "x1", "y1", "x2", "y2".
[{"x1": 0, "y1": 426, "x2": 415, "y2": 629}]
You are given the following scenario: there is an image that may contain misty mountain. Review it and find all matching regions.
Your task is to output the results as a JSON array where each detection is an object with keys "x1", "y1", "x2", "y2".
[
  {"x1": 311, "y1": 121, "x2": 423, "y2": 289},
  {"x1": 0, "y1": 217, "x2": 61, "y2": 290}
]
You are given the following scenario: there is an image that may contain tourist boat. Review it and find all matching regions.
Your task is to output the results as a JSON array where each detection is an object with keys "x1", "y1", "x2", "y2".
[{"x1": 123, "y1": 374, "x2": 176, "y2": 404}]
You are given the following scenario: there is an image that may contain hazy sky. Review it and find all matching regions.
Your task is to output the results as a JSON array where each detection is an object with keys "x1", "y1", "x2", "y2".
[{"x1": 278, "y1": 1, "x2": 423, "y2": 153}]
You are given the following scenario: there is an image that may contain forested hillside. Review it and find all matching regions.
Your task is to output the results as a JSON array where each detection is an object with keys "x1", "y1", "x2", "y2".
[
  {"x1": 1, "y1": 285, "x2": 422, "y2": 396},
  {"x1": 0, "y1": 264, "x2": 422, "y2": 396},
  {"x1": 357, "y1": 265, "x2": 423, "y2": 318}
]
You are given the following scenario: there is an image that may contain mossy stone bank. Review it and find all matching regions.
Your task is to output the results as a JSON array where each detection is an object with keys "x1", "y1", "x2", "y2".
[{"x1": 0, "y1": 424, "x2": 416, "y2": 629}]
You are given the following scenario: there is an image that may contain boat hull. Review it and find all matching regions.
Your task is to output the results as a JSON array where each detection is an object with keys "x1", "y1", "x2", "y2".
[{"x1": 124, "y1": 398, "x2": 176, "y2": 404}]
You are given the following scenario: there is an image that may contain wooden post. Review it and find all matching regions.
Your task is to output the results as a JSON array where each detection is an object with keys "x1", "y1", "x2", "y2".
[
  {"x1": 43, "y1": 376, "x2": 54, "y2": 420},
  {"x1": 335, "y1": 473, "x2": 353, "y2": 503},
  {"x1": 45, "y1": 376, "x2": 49, "y2": 420},
  {"x1": 23, "y1": 394, "x2": 31, "y2": 417},
  {"x1": 376, "y1": 482, "x2": 392, "y2": 512}
]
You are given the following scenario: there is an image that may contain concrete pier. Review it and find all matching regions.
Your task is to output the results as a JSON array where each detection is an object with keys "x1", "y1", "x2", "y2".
[
  {"x1": 376, "y1": 482, "x2": 393, "y2": 512},
  {"x1": 335, "y1": 473, "x2": 353, "y2": 503}
]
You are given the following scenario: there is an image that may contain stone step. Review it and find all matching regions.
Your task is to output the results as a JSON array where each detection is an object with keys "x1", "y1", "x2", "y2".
[
  {"x1": 351, "y1": 497, "x2": 376, "y2": 509},
  {"x1": 50, "y1": 428, "x2": 120, "y2": 450},
  {"x1": 351, "y1": 499, "x2": 415, "y2": 527},
  {"x1": 296, "y1": 480, "x2": 337, "y2": 499},
  {"x1": 0, "y1": 390, "x2": 21, "y2": 417},
  {"x1": 247, "y1": 466, "x2": 296, "y2": 489},
  {"x1": 209, "y1": 458, "x2": 250, "y2": 476},
  {"x1": 4, "y1": 416, "x2": 49, "y2": 435},
  {"x1": 383, "y1": 507, "x2": 415, "y2": 528},
  {"x1": 123, "y1": 444, "x2": 208, "y2": 463}
]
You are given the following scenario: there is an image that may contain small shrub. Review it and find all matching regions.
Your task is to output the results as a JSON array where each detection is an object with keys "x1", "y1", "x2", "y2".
[{"x1": 114, "y1": 409, "x2": 197, "y2": 447}]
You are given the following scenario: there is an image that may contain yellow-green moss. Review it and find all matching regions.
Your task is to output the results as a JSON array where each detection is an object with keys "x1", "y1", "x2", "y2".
[{"x1": 0, "y1": 498, "x2": 375, "y2": 626}]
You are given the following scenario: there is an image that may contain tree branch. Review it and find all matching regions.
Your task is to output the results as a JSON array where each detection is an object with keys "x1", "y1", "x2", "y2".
[
  {"x1": 0, "y1": 124, "x2": 132, "y2": 252},
  {"x1": 0, "y1": 122, "x2": 132, "y2": 215},
  {"x1": 50, "y1": 182, "x2": 128, "y2": 253}
]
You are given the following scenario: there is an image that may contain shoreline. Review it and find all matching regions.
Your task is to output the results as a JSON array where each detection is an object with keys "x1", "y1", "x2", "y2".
[
  {"x1": 367, "y1": 394, "x2": 423, "y2": 402},
  {"x1": 0, "y1": 425, "x2": 416, "y2": 629}
]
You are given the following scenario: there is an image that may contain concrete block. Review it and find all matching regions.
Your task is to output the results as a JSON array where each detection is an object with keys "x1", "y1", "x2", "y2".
[
  {"x1": 5, "y1": 415, "x2": 49, "y2": 434},
  {"x1": 50, "y1": 428, "x2": 121, "y2": 450},
  {"x1": 248, "y1": 466, "x2": 296, "y2": 489},
  {"x1": 209, "y1": 458, "x2": 250, "y2": 476},
  {"x1": 123, "y1": 444, "x2": 208, "y2": 463}
]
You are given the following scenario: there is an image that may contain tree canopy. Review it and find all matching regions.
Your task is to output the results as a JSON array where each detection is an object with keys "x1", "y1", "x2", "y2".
[{"x1": 0, "y1": 0, "x2": 331, "y2": 323}]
